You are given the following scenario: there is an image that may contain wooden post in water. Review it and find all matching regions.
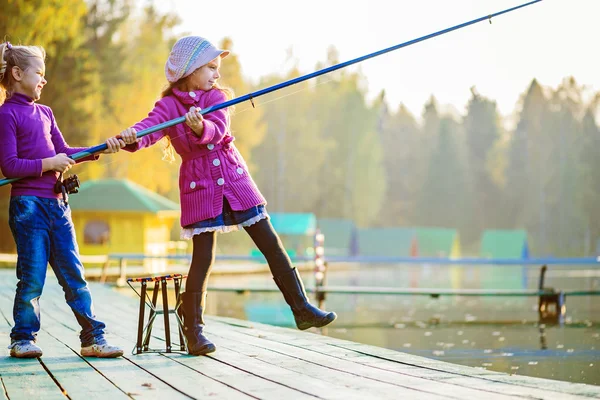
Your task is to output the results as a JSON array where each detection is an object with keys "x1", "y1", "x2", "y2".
[
  {"x1": 538, "y1": 265, "x2": 566, "y2": 325},
  {"x1": 314, "y1": 229, "x2": 326, "y2": 309}
]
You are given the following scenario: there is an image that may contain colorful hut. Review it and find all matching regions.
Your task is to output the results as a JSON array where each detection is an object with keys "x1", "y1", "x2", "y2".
[
  {"x1": 69, "y1": 179, "x2": 180, "y2": 272},
  {"x1": 317, "y1": 218, "x2": 357, "y2": 256},
  {"x1": 250, "y1": 212, "x2": 316, "y2": 259},
  {"x1": 356, "y1": 228, "x2": 418, "y2": 257},
  {"x1": 480, "y1": 229, "x2": 529, "y2": 259},
  {"x1": 415, "y1": 228, "x2": 461, "y2": 258}
]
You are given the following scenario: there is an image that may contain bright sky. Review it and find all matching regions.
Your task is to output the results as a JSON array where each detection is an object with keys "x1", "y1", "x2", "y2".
[{"x1": 151, "y1": 0, "x2": 599, "y2": 124}]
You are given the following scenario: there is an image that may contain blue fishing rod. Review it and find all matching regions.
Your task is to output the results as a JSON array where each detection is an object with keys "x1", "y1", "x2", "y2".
[{"x1": 0, "y1": 0, "x2": 542, "y2": 188}]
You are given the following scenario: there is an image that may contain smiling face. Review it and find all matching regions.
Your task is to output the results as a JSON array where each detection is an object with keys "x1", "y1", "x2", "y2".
[
  {"x1": 183, "y1": 56, "x2": 222, "y2": 92},
  {"x1": 12, "y1": 56, "x2": 46, "y2": 101}
]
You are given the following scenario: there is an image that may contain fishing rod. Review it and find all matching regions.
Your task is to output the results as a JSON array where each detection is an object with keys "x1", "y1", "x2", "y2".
[{"x1": 0, "y1": 0, "x2": 542, "y2": 188}]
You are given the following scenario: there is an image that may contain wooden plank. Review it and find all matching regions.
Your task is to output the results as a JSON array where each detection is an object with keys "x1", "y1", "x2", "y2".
[
  {"x1": 0, "y1": 356, "x2": 65, "y2": 400},
  {"x1": 0, "y1": 290, "x2": 126, "y2": 400},
  {"x1": 286, "y1": 335, "x2": 600, "y2": 399},
  {"x1": 37, "y1": 288, "x2": 278, "y2": 399},
  {"x1": 86, "y1": 294, "x2": 477, "y2": 400},
  {"x1": 326, "y1": 342, "x2": 600, "y2": 398},
  {"x1": 210, "y1": 318, "x2": 600, "y2": 399},
  {"x1": 166, "y1": 352, "x2": 327, "y2": 400},
  {"x1": 0, "y1": 302, "x2": 64, "y2": 400},
  {"x1": 0, "y1": 292, "x2": 127, "y2": 400},
  {"x1": 206, "y1": 334, "x2": 436, "y2": 400},
  {"x1": 205, "y1": 324, "x2": 518, "y2": 400},
  {"x1": 121, "y1": 353, "x2": 253, "y2": 399},
  {"x1": 56, "y1": 292, "x2": 324, "y2": 400},
  {"x1": 26, "y1": 329, "x2": 130, "y2": 399},
  {"x1": 193, "y1": 340, "x2": 388, "y2": 400},
  {"x1": 78, "y1": 283, "x2": 405, "y2": 399},
  {"x1": 287, "y1": 339, "x2": 596, "y2": 400},
  {"x1": 39, "y1": 295, "x2": 246, "y2": 399},
  {"x1": 3, "y1": 270, "x2": 598, "y2": 400},
  {"x1": 82, "y1": 281, "x2": 600, "y2": 399}
]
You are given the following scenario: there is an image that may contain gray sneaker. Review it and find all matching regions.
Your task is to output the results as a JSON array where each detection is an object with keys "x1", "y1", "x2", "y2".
[
  {"x1": 81, "y1": 340, "x2": 123, "y2": 358},
  {"x1": 8, "y1": 340, "x2": 43, "y2": 358}
]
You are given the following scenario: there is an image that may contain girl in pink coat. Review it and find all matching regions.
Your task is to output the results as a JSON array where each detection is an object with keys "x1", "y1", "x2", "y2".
[{"x1": 120, "y1": 36, "x2": 336, "y2": 356}]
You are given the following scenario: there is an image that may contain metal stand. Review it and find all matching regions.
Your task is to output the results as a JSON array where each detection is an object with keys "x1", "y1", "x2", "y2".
[{"x1": 127, "y1": 274, "x2": 187, "y2": 354}]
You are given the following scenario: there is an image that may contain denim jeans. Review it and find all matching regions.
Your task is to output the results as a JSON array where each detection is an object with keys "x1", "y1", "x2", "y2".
[{"x1": 8, "y1": 196, "x2": 106, "y2": 346}]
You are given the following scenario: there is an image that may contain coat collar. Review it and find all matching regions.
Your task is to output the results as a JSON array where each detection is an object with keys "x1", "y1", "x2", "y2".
[{"x1": 171, "y1": 87, "x2": 204, "y2": 106}]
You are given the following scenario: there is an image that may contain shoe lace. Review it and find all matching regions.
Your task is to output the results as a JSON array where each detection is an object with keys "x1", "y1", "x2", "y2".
[{"x1": 7, "y1": 340, "x2": 30, "y2": 349}]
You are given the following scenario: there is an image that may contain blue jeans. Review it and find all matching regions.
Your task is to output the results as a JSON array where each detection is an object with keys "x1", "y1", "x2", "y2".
[{"x1": 8, "y1": 196, "x2": 106, "y2": 346}]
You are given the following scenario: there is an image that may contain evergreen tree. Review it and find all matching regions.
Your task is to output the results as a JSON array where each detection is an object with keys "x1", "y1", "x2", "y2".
[
  {"x1": 580, "y1": 99, "x2": 600, "y2": 255},
  {"x1": 417, "y1": 116, "x2": 468, "y2": 230},
  {"x1": 252, "y1": 67, "x2": 331, "y2": 214},
  {"x1": 505, "y1": 79, "x2": 550, "y2": 253},
  {"x1": 545, "y1": 78, "x2": 589, "y2": 254},
  {"x1": 376, "y1": 98, "x2": 422, "y2": 226},
  {"x1": 463, "y1": 87, "x2": 504, "y2": 234}
]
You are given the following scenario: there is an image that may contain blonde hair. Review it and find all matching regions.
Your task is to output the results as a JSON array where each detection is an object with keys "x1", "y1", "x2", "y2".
[
  {"x1": 159, "y1": 79, "x2": 234, "y2": 163},
  {"x1": 0, "y1": 43, "x2": 46, "y2": 104}
]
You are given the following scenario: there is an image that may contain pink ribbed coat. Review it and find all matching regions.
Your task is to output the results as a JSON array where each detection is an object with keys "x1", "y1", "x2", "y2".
[{"x1": 126, "y1": 87, "x2": 266, "y2": 227}]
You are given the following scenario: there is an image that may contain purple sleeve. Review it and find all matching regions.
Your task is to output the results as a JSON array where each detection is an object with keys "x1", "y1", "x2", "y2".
[
  {"x1": 193, "y1": 89, "x2": 229, "y2": 145},
  {"x1": 123, "y1": 98, "x2": 170, "y2": 153},
  {"x1": 49, "y1": 110, "x2": 99, "y2": 163},
  {"x1": 0, "y1": 111, "x2": 42, "y2": 178}
]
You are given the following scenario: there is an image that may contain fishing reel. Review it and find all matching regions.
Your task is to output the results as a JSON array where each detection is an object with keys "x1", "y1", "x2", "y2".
[{"x1": 54, "y1": 173, "x2": 80, "y2": 204}]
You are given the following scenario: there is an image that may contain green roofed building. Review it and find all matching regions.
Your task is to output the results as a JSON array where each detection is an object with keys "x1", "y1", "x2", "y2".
[
  {"x1": 69, "y1": 179, "x2": 180, "y2": 271},
  {"x1": 480, "y1": 230, "x2": 529, "y2": 291},
  {"x1": 480, "y1": 229, "x2": 529, "y2": 259},
  {"x1": 269, "y1": 213, "x2": 316, "y2": 236},
  {"x1": 251, "y1": 212, "x2": 316, "y2": 259},
  {"x1": 415, "y1": 228, "x2": 461, "y2": 258},
  {"x1": 356, "y1": 228, "x2": 417, "y2": 257},
  {"x1": 317, "y1": 218, "x2": 357, "y2": 256}
]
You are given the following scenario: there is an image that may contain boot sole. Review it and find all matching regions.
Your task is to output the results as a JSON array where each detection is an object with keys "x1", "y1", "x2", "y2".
[
  {"x1": 80, "y1": 349, "x2": 124, "y2": 358},
  {"x1": 188, "y1": 343, "x2": 216, "y2": 356},
  {"x1": 297, "y1": 312, "x2": 337, "y2": 330},
  {"x1": 10, "y1": 350, "x2": 43, "y2": 358}
]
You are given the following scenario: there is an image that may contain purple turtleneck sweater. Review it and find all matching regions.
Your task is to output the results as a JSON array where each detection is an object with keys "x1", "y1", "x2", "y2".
[{"x1": 0, "y1": 93, "x2": 97, "y2": 199}]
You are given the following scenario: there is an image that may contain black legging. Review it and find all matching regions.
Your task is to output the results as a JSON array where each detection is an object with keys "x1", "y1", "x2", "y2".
[{"x1": 185, "y1": 218, "x2": 294, "y2": 292}]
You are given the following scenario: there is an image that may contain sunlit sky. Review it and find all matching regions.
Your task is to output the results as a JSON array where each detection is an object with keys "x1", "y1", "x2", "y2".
[{"x1": 150, "y1": 0, "x2": 599, "y2": 124}]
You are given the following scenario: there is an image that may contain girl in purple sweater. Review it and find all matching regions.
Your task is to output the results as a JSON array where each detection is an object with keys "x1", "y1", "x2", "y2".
[
  {"x1": 119, "y1": 36, "x2": 336, "y2": 356},
  {"x1": 0, "y1": 42, "x2": 131, "y2": 358}
]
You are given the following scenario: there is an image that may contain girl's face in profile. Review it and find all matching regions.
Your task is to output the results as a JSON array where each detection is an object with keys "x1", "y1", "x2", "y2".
[
  {"x1": 12, "y1": 57, "x2": 46, "y2": 101},
  {"x1": 186, "y1": 57, "x2": 222, "y2": 92}
]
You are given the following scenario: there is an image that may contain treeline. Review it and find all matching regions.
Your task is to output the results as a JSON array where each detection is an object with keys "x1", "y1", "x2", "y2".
[{"x1": 1, "y1": 1, "x2": 599, "y2": 256}]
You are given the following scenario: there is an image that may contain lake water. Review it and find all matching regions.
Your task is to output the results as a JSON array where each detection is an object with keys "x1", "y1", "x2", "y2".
[{"x1": 125, "y1": 262, "x2": 600, "y2": 385}]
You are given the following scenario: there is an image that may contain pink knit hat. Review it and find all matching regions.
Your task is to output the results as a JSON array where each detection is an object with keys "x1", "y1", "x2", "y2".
[{"x1": 165, "y1": 36, "x2": 230, "y2": 83}]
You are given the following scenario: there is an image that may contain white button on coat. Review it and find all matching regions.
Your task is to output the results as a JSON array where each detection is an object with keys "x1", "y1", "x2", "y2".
[
  {"x1": 207, "y1": 144, "x2": 215, "y2": 150},
  {"x1": 189, "y1": 91, "x2": 196, "y2": 98},
  {"x1": 189, "y1": 181, "x2": 196, "y2": 189},
  {"x1": 217, "y1": 178, "x2": 225, "y2": 186},
  {"x1": 213, "y1": 159, "x2": 220, "y2": 166},
  {"x1": 236, "y1": 167, "x2": 244, "y2": 175}
]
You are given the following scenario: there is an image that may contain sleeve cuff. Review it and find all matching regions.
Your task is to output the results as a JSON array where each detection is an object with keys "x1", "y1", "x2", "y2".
[
  {"x1": 186, "y1": 122, "x2": 213, "y2": 145},
  {"x1": 36, "y1": 159, "x2": 43, "y2": 177}
]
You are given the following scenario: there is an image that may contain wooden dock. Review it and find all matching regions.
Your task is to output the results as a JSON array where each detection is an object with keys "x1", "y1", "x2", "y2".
[{"x1": 0, "y1": 269, "x2": 599, "y2": 399}]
